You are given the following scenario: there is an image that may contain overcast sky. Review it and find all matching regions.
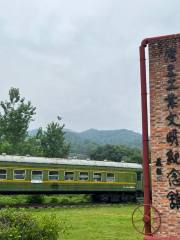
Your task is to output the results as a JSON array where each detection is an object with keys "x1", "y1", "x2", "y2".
[{"x1": 0, "y1": 0, "x2": 180, "y2": 133}]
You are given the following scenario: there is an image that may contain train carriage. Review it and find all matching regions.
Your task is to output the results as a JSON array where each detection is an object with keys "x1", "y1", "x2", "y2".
[{"x1": 0, "y1": 154, "x2": 143, "y2": 202}]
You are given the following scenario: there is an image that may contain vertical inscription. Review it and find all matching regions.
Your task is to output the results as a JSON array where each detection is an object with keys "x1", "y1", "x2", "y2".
[{"x1": 149, "y1": 36, "x2": 180, "y2": 237}]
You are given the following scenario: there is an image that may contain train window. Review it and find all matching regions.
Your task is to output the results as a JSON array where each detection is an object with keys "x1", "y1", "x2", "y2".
[
  {"x1": 106, "y1": 173, "x2": 115, "y2": 182},
  {"x1": 14, "y1": 170, "x2": 26, "y2": 180},
  {"x1": 49, "y1": 171, "x2": 59, "y2": 181},
  {"x1": 31, "y1": 170, "x2": 43, "y2": 180},
  {"x1": 64, "y1": 172, "x2": 74, "y2": 181},
  {"x1": 0, "y1": 169, "x2": 7, "y2": 180},
  {"x1": 93, "y1": 172, "x2": 102, "y2": 181},
  {"x1": 79, "y1": 172, "x2": 89, "y2": 181},
  {"x1": 137, "y1": 172, "x2": 141, "y2": 181}
]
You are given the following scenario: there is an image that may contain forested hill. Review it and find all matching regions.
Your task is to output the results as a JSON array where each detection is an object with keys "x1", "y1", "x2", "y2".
[
  {"x1": 64, "y1": 129, "x2": 142, "y2": 149},
  {"x1": 28, "y1": 128, "x2": 142, "y2": 149},
  {"x1": 28, "y1": 128, "x2": 142, "y2": 158}
]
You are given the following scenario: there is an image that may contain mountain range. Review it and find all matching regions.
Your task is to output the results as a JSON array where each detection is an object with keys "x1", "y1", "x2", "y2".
[
  {"x1": 28, "y1": 128, "x2": 142, "y2": 158},
  {"x1": 65, "y1": 128, "x2": 142, "y2": 148}
]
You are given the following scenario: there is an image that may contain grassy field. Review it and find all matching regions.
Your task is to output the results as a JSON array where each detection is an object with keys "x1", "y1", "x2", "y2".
[{"x1": 30, "y1": 205, "x2": 143, "y2": 240}]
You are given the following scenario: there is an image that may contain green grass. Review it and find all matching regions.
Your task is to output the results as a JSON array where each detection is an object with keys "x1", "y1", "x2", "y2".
[{"x1": 30, "y1": 205, "x2": 143, "y2": 240}]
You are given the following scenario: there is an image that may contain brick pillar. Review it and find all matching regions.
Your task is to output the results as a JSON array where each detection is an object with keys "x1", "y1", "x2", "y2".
[{"x1": 149, "y1": 36, "x2": 180, "y2": 237}]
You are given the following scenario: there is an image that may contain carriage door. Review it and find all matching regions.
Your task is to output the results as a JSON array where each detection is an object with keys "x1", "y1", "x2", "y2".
[{"x1": 136, "y1": 172, "x2": 143, "y2": 190}]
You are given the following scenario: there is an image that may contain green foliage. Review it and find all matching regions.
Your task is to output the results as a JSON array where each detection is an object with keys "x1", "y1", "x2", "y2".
[
  {"x1": 50, "y1": 196, "x2": 59, "y2": 204},
  {"x1": 0, "y1": 195, "x2": 27, "y2": 205},
  {"x1": 20, "y1": 118, "x2": 70, "y2": 158},
  {"x1": 89, "y1": 144, "x2": 142, "y2": 163},
  {"x1": 0, "y1": 208, "x2": 64, "y2": 240},
  {"x1": 129, "y1": 153, "x2": 143, "y2": 164},
  {"x1": 0, "y1": 141, "x2": 13, "y2": 155},
  {"x1": 58, "y1": 196, "x2": 71, "y2": 204},
  {"x1": 48, "y1": 194, "x2": 92, "y2": 204},
  {"x1": 29, "y1": 128, "x2": 143, "y2": 159},
  {"x1": 0, "y1": 194, "x2": 92, "y2": 206},
  {"x1": 0, "y1": 89, "x2": 70, "y2": 158},
  {"x1": 69, "y1": 139, "x2": 99, "y2": 159},
  {"x1": 21, "y1": 136, "x2": 44, "y2": 157},
  {"x1": 57, "y1": 194, "x2": 91, "y2": 204},
  {"x1": 0, "y1": 88, "x2": 36, "y2": 155},
  {"x1": 36, "y1": 117, "x2": 70, "y2": 158},
  {"x1": 26, "y1": 195, "x2": 44, "y2": 204},
  {"x1": 0, "y1": 136, "x2": 44, "y2": 157}
]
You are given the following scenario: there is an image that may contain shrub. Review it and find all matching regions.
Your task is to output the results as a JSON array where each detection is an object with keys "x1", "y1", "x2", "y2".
[
  {"x1": 50, "y1": 196, "x2": 59, "y2": 204},
  {"x1": 0, "y1": 195, "x2": 27, "y2": 205},
  {"x1": 26, "y1": 195, "x2": 44, "y2": 204},
  {"x1": 58, "y1": 195, "x2": 71, "y2": 204},
  {"x1": 58, "y1": 194, "x2": 92, "y2": 204},
  {"x1": 0, "y1": 208, "x2": 66, "y2": 240},
  {"x1": 66, "y1": 194, "x2": 92, "y2": 203}
]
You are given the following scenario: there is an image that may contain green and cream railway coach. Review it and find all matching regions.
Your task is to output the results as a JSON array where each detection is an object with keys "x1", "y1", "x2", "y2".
[{"x1": 0, "y1": 155, "x2": 143, "y2": 202}]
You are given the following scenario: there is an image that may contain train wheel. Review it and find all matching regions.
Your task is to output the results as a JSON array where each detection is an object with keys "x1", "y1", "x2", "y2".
[
  {"x1": 131, "y1": 204, "x2": 161, "y2": 235},
  {"x1": 100, "y1": 195, "x2": 109, "y2": 203},
  {"x1": 121, "y1": 195, "x2": 128, "y2": 202}
]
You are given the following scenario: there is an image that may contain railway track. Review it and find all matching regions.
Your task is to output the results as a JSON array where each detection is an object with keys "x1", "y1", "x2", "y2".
[{"x1": 0, "y1": 202, "x2": 127, "y2": 209}]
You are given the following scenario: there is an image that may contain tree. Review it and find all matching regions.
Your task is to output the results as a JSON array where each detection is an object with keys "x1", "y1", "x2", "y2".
[
  {"x1": 69, "y1": 139, "x2": 99, "y2": 159},
  {"x1": 0, "y1": 88, "x2": 70, "y2": 158},
  {"x1": 89, "y1": 144, "x2": 142, "y2": 163},
  {"x1": 129, "y1": 153, "x2": 143, "y2": 164},
  {"x1": 37, "y1": 117, "x2": 70, "y2": 158},
  {"x1": 0, "y1": 88, "x2": 36, "y2": 154},
  {"x1": 15, "y1": 136, "x2": 44, "y2": 157}
]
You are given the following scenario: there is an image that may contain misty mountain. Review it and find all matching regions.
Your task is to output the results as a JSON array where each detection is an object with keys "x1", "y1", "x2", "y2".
[
  {"x1": 28, "y1": 128, "x2": 142, "y2": 158},
  {"x1": 65, "y1": 128, "x2": 142, "y2": 149}
]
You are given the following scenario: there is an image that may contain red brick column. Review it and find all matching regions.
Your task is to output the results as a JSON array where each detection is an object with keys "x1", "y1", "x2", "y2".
[{"x1": 149, "y1": 36, "x2": 180, "y2": 237}]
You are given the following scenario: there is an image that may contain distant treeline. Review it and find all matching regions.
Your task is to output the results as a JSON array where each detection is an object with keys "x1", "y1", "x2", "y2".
[{"x1": 89, "y1": 144, "x2": 142, "y2": 164}]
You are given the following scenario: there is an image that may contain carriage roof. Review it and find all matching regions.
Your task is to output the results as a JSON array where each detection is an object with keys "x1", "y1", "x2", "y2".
[{"x1": 0, "y1": 155, "x2": 142, "y2": 169}]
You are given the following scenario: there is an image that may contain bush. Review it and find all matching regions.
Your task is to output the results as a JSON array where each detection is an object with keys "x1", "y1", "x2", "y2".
[
  {"x1": 0, "y1": 195, "x2": 27, "y2": 205},
  {"x1": 66, "y1": 194, "x2": 92, "y2": 203},
  {"x1": 58, "y1": 194, "x2": 92, "y2": 204},
  {"x1": 0, "y1": 208, "x2": 66, "y2": 240},
  {"x1": 50, "y1": 196, "x2": 59, "y2": 204},
  {"x1": 58, "y1": 195, "x2": 71, "y2": 204},
  {"x1": 26, "y1": 195, "x2": 44, "y2": 204}
]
